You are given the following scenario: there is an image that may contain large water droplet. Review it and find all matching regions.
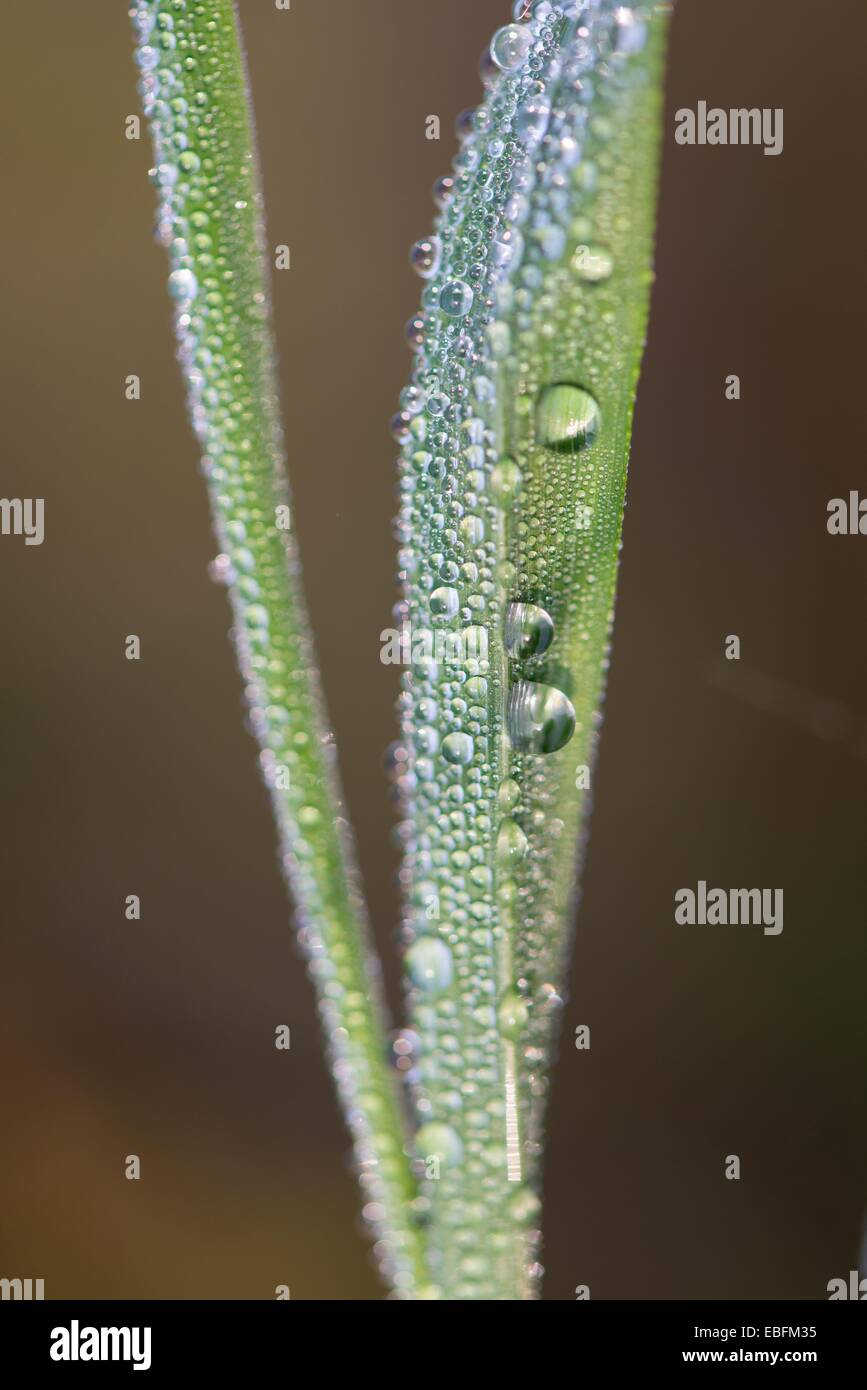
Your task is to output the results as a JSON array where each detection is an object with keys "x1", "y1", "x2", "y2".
[
  {"x1": 442, "y1": 731, "x2": 475, "y2": 766},
  {"x1": 440, "y1": 280, "x2": 474, "y2": 317},
  {"x1": 405, "y1": 938, "x2": 454, "y2": 994},
  {"x1": 536, "y1": 384, "x2": 600, "y2": 452},
  {"x1": 508, "y1": 680, "x2": 576, "y2": 753},
  {"x1": 497, "y1": 777, "x2": 521, "y2": 812},
  {"x1": 504, "y1": 602, "x2": 555, "y2": 659},
  {"x1": 430, "y1": 586, "x2": 459, "y2": 618},
  {"x1": 497, "y1": 818, "x2": 528, "y2": 866},
  {"x1": 497, "y1": 988, "x2": 529, "y2": 1041},
  {"x1": 490, "y1": 23, "x2": 533, "y2": 72}
]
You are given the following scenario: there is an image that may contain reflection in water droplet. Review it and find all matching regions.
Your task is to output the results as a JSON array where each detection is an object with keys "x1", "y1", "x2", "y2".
[
  {"x1": 504, "y1": 601, "x2": 555, "y2": 659},
  {"x1": 536, "y1": 383, "x2": 600, "y2": 452},
  {"x1": 508, "y1": 680, "x2": 576, "y2": 753}
]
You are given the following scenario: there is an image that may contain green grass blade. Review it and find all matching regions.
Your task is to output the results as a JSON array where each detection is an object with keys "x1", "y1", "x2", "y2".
[
  {"x1": 396, "y1": 1, "x2": 670, "y2": 1298},
  {"x1": 130, "y1": 0, "x2": 428, "y2": 1297}
]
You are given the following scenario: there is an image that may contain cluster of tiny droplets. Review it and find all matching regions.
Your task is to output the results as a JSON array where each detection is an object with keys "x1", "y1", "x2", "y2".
[
  {"x1": 131, "y1": 1, "x2": 428, "y2": 1297},
  {"x1": 501, "y1": 3, "x2": 655, "y2": 1165},
  {"x1": 394, "y1": 0, "x2": 656, "y2": 1296}
]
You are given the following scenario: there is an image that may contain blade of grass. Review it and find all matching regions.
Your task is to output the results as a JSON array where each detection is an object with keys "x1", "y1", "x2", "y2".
[
  {"x1": 130, "y1": 0, "x2": 428, "y2": 1297},
  {"x1": 395, "y1": 1, "x2": 670, "y2": 1298}
]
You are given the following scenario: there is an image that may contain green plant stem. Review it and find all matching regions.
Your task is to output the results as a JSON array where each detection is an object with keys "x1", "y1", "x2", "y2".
[{"x1": 131, "y1": 0, "x2": 427, "y2": 1297}]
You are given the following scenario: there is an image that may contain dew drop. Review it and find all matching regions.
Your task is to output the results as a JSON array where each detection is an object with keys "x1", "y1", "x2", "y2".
[
  {"x1": 497, "y1": 818, "x2": 528, "y2": 866},
  {"x1": 491, "y1": 457, "x2": 523, "y2": 507},
  {"x1": 497, "y1": 777, "x2": 521, "y2": 812},
  {"x1": 409, "y1": 235, "x2": 443, "y2": 280},
  {"x1": 508, "y1": 1186, "x2": 543, "y2": 1224},
  {"x1": 432, "y1": 175, "x2": 455, "y2": 208},
  {"x1": 492, "y1": 228, "x2": 524, "y2": 273},
  {"x1": 415, "y1": 1123, "x2": 463, "y2": 1168},
  {"x1": 535, "y1": 383, "x2": 600, "y2": 452},
  {"x1": 460, "y1": 514, "x2": 485, "y2": 545},
  {"x1": 574, "y1": 244, "x2": 614, "y2": 282},
  {"x1": 440, "y1": 279, "x2": 474, "y2": 317},
  {"x1": 167, "y1": 267, "x2": 198, "y2": 302},
  {"x1": 614, "y1": 6, "x2": 648, "y2": 54},
  {"x1": 430, "y1": 585, "x2": 459, "y2": 618},
  {"x1": 442, "y1": 731, "x2": 475, "y2": 766},
  {"x1": 508, "y1": 680, "x2": 576, "y2": 754},
  {"x1": 405, "y1": 938, "x2": 454, "y2": 994},
  {"x1": 135, "y1": 45, "x2": 159, "y2": 71},
  {"x1": 516, "y1": 95, "x2": 552, "y2": 148},
  {"x1": 490, "y1": 24, "x2": 533, "y2": 72},
  {"x1": 497, "y1": 988, "x2": 530, "y2": 1041},
  {"x1": 504, "y1": 602, "x2": 555, "y2": 659}
]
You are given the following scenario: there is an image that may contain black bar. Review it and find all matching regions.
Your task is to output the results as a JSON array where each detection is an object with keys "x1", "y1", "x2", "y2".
[{"x1": 1, "y1": 1300, "x2": 862, "y2": 1374}]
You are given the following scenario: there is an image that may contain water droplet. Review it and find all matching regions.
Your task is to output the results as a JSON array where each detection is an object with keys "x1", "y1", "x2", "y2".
[
  {"x1": 405, "y1": 313, "x2": 426, "y2": 352},
  {"x1": 440, "y1": 280, "x2": 474, "y2": 317},
  {"x1": 497, "y1": 818, "x2": 528, "y2": 866},
  {"x1": 415, "y1": 1123, "x2": 463, "y2": 1168},
  {"x1": 432, "y1": 175, "x2": 455, "y2": 208},
  {"x1": 390, "y1": 412, "x2": 411, "y2": 445},
  {"x1": 405, "y1": 938, "x2": 454, "y2": 993},
  {"x1": 135, "y1": 45, "x2": 159, "y2": 72},
  {"x1": 508, "y1": 680, "x2": 576, "y2": 753},
  {"x1": 497, "y1": 777, "x2": 521, "y2": 812},
  {"x1": 505, "y1": 602, "x2": 555, "y2": 659},
  {"x1": 442, "y1": 731, "x2": 475, "y2": 766},
  {"x1": 516, "y1": 95, "x2": 552, "y2": 148},
  {"x1": 492, "y1": 228, "x2": 524, "y2": 273},
  {"x1": 498, "y1": 988, "x2": 529, "y2": 1041},
  {"x1": 430, "y1": 586, "x2": 459, "y2": 618},
  {"x1": 536, "y1": 383, "x2": 600, "y2": 452},
  {"x1": 614, "y1": 6, "x2": 648, "y2": 54},
  {"x1": 532, "y1": 223, "x2": 567, "y2": 262},
  {"x1": 460, "y1": 514, "x2": 485, "y2": 545},
  {"x1": 409, "y1": 236, "x2": 443, "y2": 280},
  {"x1": 490, "y1": 24, "x2": 533, "y2": 72},
  {"x1": 400, "y1": 384, "x2": 426, "y2": 416},
  {"x1": 491, "y1": 458, "x2": 523, "y2": 507},
  {"x1": 167, "y1": 267, "x2": 198, "y2": 302},
  {"x1": 573, "y1": 244, "x2": 614, "y2": 282},
  {"x1": 508, "y1": 1186, "x2": 543, "y2": 1224}
]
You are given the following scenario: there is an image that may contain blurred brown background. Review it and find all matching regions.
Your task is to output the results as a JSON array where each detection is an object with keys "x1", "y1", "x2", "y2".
[{"x1": 0, "y1": 0, "x2": 865, "y2": 1300}]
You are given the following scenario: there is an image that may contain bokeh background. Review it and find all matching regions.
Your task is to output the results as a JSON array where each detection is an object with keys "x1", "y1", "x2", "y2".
[{"x1": 1, "y1": 0, "x2": 865, "y2": 1300}]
